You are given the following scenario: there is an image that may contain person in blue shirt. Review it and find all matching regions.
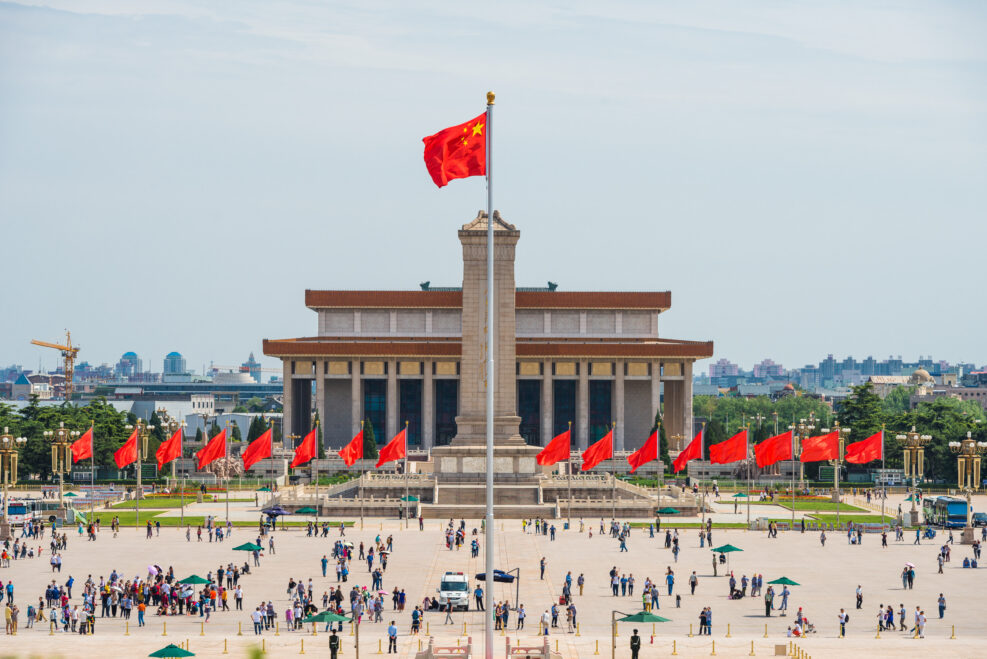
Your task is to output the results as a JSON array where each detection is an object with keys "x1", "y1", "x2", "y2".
[
  {"x1": 387, "y1": 621, "x2": 398, "y2": 653},
  {"x1": 65, "y1": 576, "x2": 74, "y2": 599},
  {"x1": 665, "y1": 571, "x2": 675, "y2": 596},
  {"x1": 321, "y1": 556, "x2": 329, "y2": 577},
  {"x1": 474, "y1": 586, "x2": 484, "y2": 610}
]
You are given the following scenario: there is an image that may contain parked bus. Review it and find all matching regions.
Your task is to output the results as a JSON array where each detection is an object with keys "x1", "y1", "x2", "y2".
[
  {"x1": 924, "y1": 495, "x2": 967, "y2": 528},
  {"x1": 4, "y1": 498, "x2": 42, "y2": 526}
]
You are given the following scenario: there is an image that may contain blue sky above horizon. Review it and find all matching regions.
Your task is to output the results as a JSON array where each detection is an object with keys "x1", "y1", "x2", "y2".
[{"x1": 1, "y1": 1, "x2": 985, "y2": 374}]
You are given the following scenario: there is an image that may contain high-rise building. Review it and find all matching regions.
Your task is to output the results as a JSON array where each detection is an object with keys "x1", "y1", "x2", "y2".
[
  {"x1": 753, "y1": 359, "x2": 784, "y2": 379},
  {"x1": 163, "y1": 351, "x2": 187, "y2": 375},
  {"x1": 116, "y1": 351, "x2": 142, "y2": 378},
  {"x1": 241, "y1": 352, "x2": 262, "y2": 383}
]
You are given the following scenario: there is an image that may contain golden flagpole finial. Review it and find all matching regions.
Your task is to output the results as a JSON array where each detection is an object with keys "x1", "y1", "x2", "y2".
[{"x1": 486, "y1": 91, "x2": 495, "y2": 105}]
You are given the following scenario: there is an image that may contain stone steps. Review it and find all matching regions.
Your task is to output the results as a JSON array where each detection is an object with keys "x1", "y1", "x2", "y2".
[{"x1": 421, "y1": 503, "x2": 556, "y2": 519}]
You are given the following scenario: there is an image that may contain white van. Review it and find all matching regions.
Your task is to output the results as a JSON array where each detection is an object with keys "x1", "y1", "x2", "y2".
[{"x1": 436, "y1": 572, "x2": 470, "y2": 611}]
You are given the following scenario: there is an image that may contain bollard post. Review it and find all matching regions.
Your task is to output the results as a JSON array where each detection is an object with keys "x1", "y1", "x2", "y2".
[
  {"x1": 594, "y1": 639, "x2": 599, "y2": 655},
  {"x1": 764, "y1": 623, "x2": 768, "y2": 638},
  {"x1": 276, "y1": 621, "x2": 280, "y2": 636},
  {"x1": 711, "y1": 640, "x2": 716, "y2": 656},
  {"x1": 652, "y1": 623, "x2": 655, "y2": 635},
  {"x1": 875, "y1": 623, "x2": 880, "y2": 639},
  {"x1": 49, "y1": 621, "x2": 55, "y2": 636},
  {"x1": 419, "y1": 639, "x2": 423, "y2": 651},
  {"x1": 350, "y1": 622, "x2": 354, "y2": 636},
  {"x1": 377, "y1": 639, "x2": 383, "y2": 655},
  {"x1": 300, "y1": 638, "x2": 305, "y2": 654},
  {"x1": 671, "y1": 640, "x2": 678, "y2": 656},
  {"x1": 689, "y1": 623, "x2": 694, "y2": 638},
  {"x1": 238, "y1": 622, "x2": 243, "y2": 636},
  {"x1": 263, "y1": 638, "x2": 266, "y2": 652},
  {"x1": 556, "y1": 639, "x2": 559, "y2": 652},
  {"x1": 750, "y1": 640, "x2": 756, "y2": 656},
  {"x1": 163, "y1": 621, "x2": 168, "y2": 636},
  {"x1": 223, "y1": 639, "x2": 229, "y2": 654},
  {"x1": 125, "y1": 621, "x2": 130, "y2": 636},
  {"x1": 726, "y1": 623, "x2": 731, "y2": 638},
  {"x1": 951, "y1": 624, "x2": 956, "y2": 640},
  {"x1": 201, "y1": 621, "x2": 205, "y2": 636},
  {"x1": 313, "y1": 622, "x2": 318, "y2": 636},
  {"x1": 457, "y1": 639, "x2": 461, "y2": 648},
  {"x1": 576, "y1": 622, "x2": 581, "y2": 637},
  {"x1": 463, "y1": 621, "x2": 467, "y2": 636}
]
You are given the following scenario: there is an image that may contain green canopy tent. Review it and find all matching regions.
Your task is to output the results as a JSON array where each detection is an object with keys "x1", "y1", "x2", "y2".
[
  {"x1": 302, "y1": 611, "x2": 351, "y2": 623},
  {"x1": 233, "y1": 542, "x2": 263, "y2": 552},
  {"x1": 610, "y1": 610, "x2": 670, "y2": 659},
  {"x1": 148, "y1": 644, "x2": 195, "y2": 658},
  {"x1": 712, "y1": 544, "x2": 743, "y2": 570},
  {"x1": 767, "y1": 577, "x2": 800, "y2": 586},
  {"x1": 178, "y1": 575, "x2": 210, "y2": 585},
  {"x1": 256, "y1": 487, "x2": 271, "y2": 492},
  {"x1": 295, "y1": 507, "x2": 318, "y2": 515},
  {"x1": 618, "y1": 611, "x2": 671, "y2": 623},
  {"x1": 64, "y1": 492, "x2": 79, "y2": 497},
  {"x1": 657, "y1": 507, "x2": 680, "y2": 515},
  {"x1": 732, "y1": 492, "x2": 749, "y2": 498},
  {"x1": 399, "y1": 495, "x2": 419, "y2": 502}
]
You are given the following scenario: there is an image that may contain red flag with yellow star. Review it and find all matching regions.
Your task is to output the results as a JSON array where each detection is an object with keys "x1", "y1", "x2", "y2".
[{"x1": 422, "y1": 113, "x2": 486, "y2": 187}]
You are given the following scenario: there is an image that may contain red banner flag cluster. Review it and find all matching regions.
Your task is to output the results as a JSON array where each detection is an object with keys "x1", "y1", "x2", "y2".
[
  {"x1": 114, "y1": 428, "x2": 139, "y2": 469},
  {"x1": 156, "y1": 429, "x2": 183, "y2": 470},
  {"x1": 338, "y1": 430, "x2": 364, "y2": 467},
  {"x1": 845, "y1": 432, "x2": 883, "y2": 464},
  {"x1": 581, "y1": 430, "x2": 614, "y2": 471},
  {"x1": 627, "y1": 431, "x2": 657, "y2": 474},
  {"x1": 376, "y1": 428, "x2": 407, "y2": 468},
  {"x1": 197, "y1": 429, "x2": 227, "y2": 470},
  {"x1": 799, "y1": 432, "x2": 838, "y2": 463},
  {"x1": 290, "y1": 429, "x2": 318, "y2": 469}
]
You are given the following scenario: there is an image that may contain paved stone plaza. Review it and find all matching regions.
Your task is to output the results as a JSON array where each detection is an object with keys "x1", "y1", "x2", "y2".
[{"x1": 1, "y1": 492, "x2": 984, "y2": 658}]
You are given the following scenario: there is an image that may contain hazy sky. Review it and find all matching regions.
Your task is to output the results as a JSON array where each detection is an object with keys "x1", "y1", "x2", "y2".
[{"x1": 2, "y1": 1, "x2": 985, "y2": 375}]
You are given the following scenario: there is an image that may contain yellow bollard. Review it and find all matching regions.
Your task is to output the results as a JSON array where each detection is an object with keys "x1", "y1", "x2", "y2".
[
  {"x1": 377, "y1": 639, "x2": 383, "y2": 655},
  {"x1": 238, "y1": 622, "x2": 243, "y2": 636},
  {"x1": 711, "y1": 640, "x2": 716, "y2": 656},
  {"x1": 186, "y1": 640, "x2": 190, "y2": 651},
  {"x1": 457, "y1": 639, "x2": 461, "y2": 647},
  {"x1": 576, "y1": 622, "x2": 581, "y2": 637},
  {"x1": 671, "y1": 640, "x2": 678, "y2": 656},
  {"x1": 652, "y1": 623, "x2": 655, "y2": 635},
  {"x1": 201, "y1": 621, "x2": 205, "y2": 636},
  {"x1": 419, "y1": 639, "x2": 422, "y2": 651},
  {"x1": 276, "y1": 621, "x2": 280, "y2": 636},
  {"x1": 750, "y1": 640, "x2": 756, "y2": 656},
  {"x1": 787, "y1": 641, "x2": 792, "y2": 657},
  {"x1": 463, "y1": 621, "x2": 467, "y2": 635},
  {"x1": 951, "y1": 625, "x2": 956, "y2": 639},
  {"x1": 556, "y1": 639, "x2": 559, "y2": 652},
  {"x1": 313, "y1": 622, "x2": 318, "y2": 636},
  {"x1": 426, "y1": 622, "x2": 429, "y2": 634},
  {"x1": 726, "y1": 623, "x2": 731, "y2": 638},
  {"x1": 300, "y1": 638, "x2": 305, "y2": 654},
  {"x1": 125, "y1": 621, "x2": 130, "y2": 636},
  {"x1": 594, "y1": 640, "x2": 600, "y2": 655},
  {"x1": 223, "y1": 639, "x2": 229, "y2": 655},
  {"x1": 764, "y1": 623, "x2": 768, "y2": 638},
  {"x1": 263, "y1": 638, "x2": 266, "y2": 652},
  {"x1": 163, "y1": 621, "x2": 168, "y2": 637},
  {"x1": 350, "y1": 622, "x2": 354, "y2": 636},
  {"x1": 49, "y1": 621, "x2": 54, "y2": 636},
  {"x1": 689, "y1": 623, "x2": 694, "y2": 638},
  {"x1": 875, "y1": 623, "x2": 881, "y2": 639}
]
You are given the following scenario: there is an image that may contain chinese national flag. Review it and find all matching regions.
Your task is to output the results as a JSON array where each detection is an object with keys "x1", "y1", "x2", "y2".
[
  {"x1": 422, "y1": 113, "x2": 487, "y2": 187},
  {"x1": 338, "y1": 430, "x2": 363, "y2": 467},
  {"x1": 845, "y1": 431, "x2": 883, "y2": 464},
  {"x1": 71, "y1": 428, "x2": 94, "y2": 463},
  {"x1": 581, "y1": 430, "x2": 613, "y2": 471},
  {"x1": 536, "y1": 430, "x2": 571, "y2": 466},
  {"x1": 114, "y1": 428, "x2": 138, "y2": 469},
  {"x1": 709, "y1": 430, "x2": 748, "y2": 464},
  {"x1": 156, "y1": 428, "x2": 183, "y2": 470},
  {"x1": 672, "y1": 430, "x2": 703, "y2": 473},
  {"x1": 376, "y1": 428, "x2": 407, "y2": 468},
  {"x1": 755, "y1": 430, "x2": 793, "y2": 469},
  {"x1": 197, "y1": 429, "x2": 227, "y2": 470},
  {"x1": 800, "y1": 431, "x2": 839, "y2": 462},
  {"x1": 627, "y1": 431, "x2": 657, "y2": 474},
  {"x1": 290, "y1": 429, "x2": 318, "y2": 469},
  {"x1": 242, "y1": 429, "x2": 273, "y2": 470}
]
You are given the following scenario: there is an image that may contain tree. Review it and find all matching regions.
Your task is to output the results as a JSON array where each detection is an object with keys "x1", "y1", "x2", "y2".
[
  {"x1": 246, "y1": 415, "x2": 268, "y2": 443},
  {"x1": 837, "y1": 382, "x2": 885, "y2": 443},
  {"x1": 363, "y1": 418, "x2": 379, "y2": 459},
  {"x1": 244, "y1": 397, "x2": 265, "y2": 413},
  {"x1": 314, "y1": 411, "x2": 325, "y2": 459},
  {"x1": 194, "y1": 428, "x2": 204, "y2": 443},
  {"x1": 882, "y1": 386, "x2": 916, "y2": 416},
  {"x1": 230, "y1": 421, "x2": 242, "y2": 442}
]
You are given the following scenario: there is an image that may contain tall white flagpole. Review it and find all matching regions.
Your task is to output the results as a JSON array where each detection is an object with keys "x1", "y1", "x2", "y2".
[
  {"x1": 880, "y1": 425, "x2": 886, "y2": 524},
  {"x1": 483, "y1": 90, "x2": 496, "y2": 659}
]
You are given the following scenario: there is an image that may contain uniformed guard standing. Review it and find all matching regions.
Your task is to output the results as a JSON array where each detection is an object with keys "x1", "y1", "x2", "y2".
[
  {"x1": 329, "y1": 629, "x2": 340, "y2": 659},
  {"x1": 630, "y1": 628, "x2": 642, "y2": 659}
]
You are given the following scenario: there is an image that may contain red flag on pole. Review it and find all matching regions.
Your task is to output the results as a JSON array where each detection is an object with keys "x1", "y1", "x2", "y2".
[
  {"x1": 709, "y1": 430, "x2": 748, "y2": 464},
  {"x1": 290, "y1": 428, "x2": 317, "y2": 469},
  {"x1": 799, "y1": 431, "x2": 839, "y2": 462},
  {"x1": 242, "y1": 429, "x2": 273, "y2": 470},
  {"x1": 581, "y1": 430, "x2": 613, "y2": 471},
  {"x1": 845, "y1": 431, "x2": 883, "y2": 464},
  {"x1": 114, "y1": 428, "x2": 138, "y2": 469},
  {"x1": 536, "y1": 430, "x2": 571, "y2": 466},
  {"x1": 672, "y1": 430, "x2": 704, "y2": 473},
  {"x1": 196, "y1": 429, "x2": 227, "y2": 470},
  {"x1": 422, "y1": 113, "x2": 487, "y2": 187},
  {"x1": 627, "y1": 430, "x2": 658, "y2": 474},
  {"x1": 755, "y1": 430, "x2": 793, "y2": 469},
  {"x1": 338, "y1": 430, "x2": 364, "y2": 467},
  {"x1": 156, "y1": 428, "x2": 183, "y2": 470},
  {"x1": 71, "y1": 427, "x2": 93, "y2": 463},
  {"x1": 376, "y1": 428, "x2": 407, "y2": 468}
]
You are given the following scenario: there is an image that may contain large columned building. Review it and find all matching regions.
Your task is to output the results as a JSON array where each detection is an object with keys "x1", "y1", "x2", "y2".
[{"x1": 264, "y1": 212, "x2": 713, "y2": 457}]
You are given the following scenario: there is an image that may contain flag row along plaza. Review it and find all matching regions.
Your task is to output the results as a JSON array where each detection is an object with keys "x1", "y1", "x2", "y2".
[{"x1": 3, "y1": 98, "x2": 983, "y2": 659}]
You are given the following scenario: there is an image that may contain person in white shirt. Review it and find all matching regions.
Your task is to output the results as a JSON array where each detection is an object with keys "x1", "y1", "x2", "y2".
[
  {"x1": 251, "y1": 607, "x2": 263, "y2": 634},
  {"x1": 541, "y1": 610, "x2": 551, "y2": 635}
]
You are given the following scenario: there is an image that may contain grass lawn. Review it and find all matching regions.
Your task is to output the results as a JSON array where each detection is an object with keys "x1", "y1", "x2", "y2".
[
  {"x1": 805, "y1": 514, "x2": 894, "y2": 525},
  {"x1": 110, "y1": 497, "x2": 255, "y2": 509},
  {"x1": 78, "y1": 510, "x2": 358, "y2": 528},
  {"x1": 715, "y1": 499, "x2": 866, "y2": 513},
  {"x1": 629, "y1": 522, "x2": 749, "y2": 529}
]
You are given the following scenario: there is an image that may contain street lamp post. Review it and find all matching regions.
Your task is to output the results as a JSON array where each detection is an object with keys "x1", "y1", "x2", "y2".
[
  {"x1": 897, "y1": 426, "x2": 931, "y2": 527},
  {"x1": 0, "y1": 427, "x2": 27, "y2": 540},
  {"x1": 44, "y1": 421, "x2": 79, "y2": 520},
  {"x1": 158, "y1": 410, "x2": 186, "y2": 526},
  {"x1": 820, "y1": 420, "x2": 851, "y2": 528},
  {"x1": 124, "y1": 418, "x2": 155, "y2": 528},
  {"x1": 949, "y1": 431, "x2": 987, "y2": 541},
  {"x1": 787, "y1": 414, "x2": 816, "y2": 524}
]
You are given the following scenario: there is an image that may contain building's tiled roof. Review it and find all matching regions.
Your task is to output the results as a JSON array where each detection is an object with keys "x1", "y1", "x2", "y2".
[
  {"x1": 263, "y1": 337, "x2": 713, "y2": 360},
  {"x1": 304, "y1": 290, "x2": 671, "y2": 310}
]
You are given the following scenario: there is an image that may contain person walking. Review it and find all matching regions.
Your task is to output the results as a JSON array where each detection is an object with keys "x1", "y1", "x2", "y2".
[
  {"x1": 689, "y1": 572, "x2": 698, "y2": 596},
  {"x1": 838, "y1": 608, "x2": 848, "y2": 637},
  {"x1": 938, "y1": 594, "x2": 946, "y2": 619},
  {"x1": 540, "y1": 557, "x2": 546, "y2": 580},
  {"x1": 856, "y1": 585, "x2": 863, "y2": 609}
]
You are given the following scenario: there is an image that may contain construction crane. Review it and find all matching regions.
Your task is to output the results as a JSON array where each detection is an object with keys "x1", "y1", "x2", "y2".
[{"x1": 30, "y1": 331, "x2": 80, "y2": 400}]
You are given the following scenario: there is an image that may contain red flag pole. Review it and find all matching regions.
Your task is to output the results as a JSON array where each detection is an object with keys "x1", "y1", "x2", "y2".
[
  {"x1": 90, "y1": 420, "x2": 95, "y2": 522},
  {"x1": 225, "y1": 419, "x2": 230, "y2": 526},
  {"x1": 567, "y1": 421, "x2": 573, "y2": 525},
  {"x1": 610, "y1": 424, "x2": 616, "y2": 521},
  {"x1": 880, "y1": 424, "x2": 886, "y2": 525},
  {"x1": 700, "y1": 422, "x2": 706, "y2": 527},
  {"x1": 360, "y1": 420, "x2": 365, "y2": 530},
  {"x1": 404, "y1": 421, "x2": 410, "y2": 528},
  {"x1": 314, "y1": 419, "x2": 320, "y2": 528}
]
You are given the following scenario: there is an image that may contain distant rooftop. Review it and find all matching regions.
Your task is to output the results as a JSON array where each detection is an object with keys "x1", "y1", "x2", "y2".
[{"x1": 419, "y1": 281, "x2": 559, "y2": 292}]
